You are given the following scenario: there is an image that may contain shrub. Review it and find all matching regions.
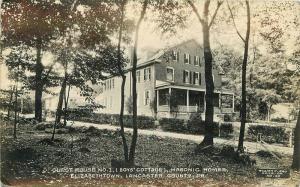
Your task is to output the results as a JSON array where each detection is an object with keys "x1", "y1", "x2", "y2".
[
  {"x1": 219, "y1": 123, "x2": 233, "y2": 137},
  {"x1": 247, "y1": 125, "x2": 288, "y2": 143},
  {"x1": 187, "y1": 112, "x2": 202, "y2": 133},
  {"x1": 271, "y1": 117, "x2": 288, "y2": 123},
  {"x1": 159, "y1": 118, "x2": 186, "y2": 132},
  {"x1": 187, "y1": 118, "x2": 219, "y2": 136},
  {"x1": 159, "y1": 115, "x2": 219, "y2": 136},
  {"x1": 111, "y1": 115, "x2": 155, "y2": 129},
  {"x1": 66, "y1": 108, "x2": 93, "y2": 120}
]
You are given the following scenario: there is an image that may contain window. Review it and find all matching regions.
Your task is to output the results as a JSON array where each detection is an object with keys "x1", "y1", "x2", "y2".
[
  {"x1": 110, "y1": 96, "x2": 112, "y2": 108},
  {"x1": 166, "y1": 67, "x2": 174, "y2": 81},
  {"x1": 194, "y1": 56, "x2": 200, "y2": 66},
  {"x1": 112, "y1": 79, "x2": 114, "y2": 88},
  {"x1": 183, "y1": 70, "x2": 190, "y2": 84},
  {"x1": 193, "y1": 72, "x2": 200, "y2": 85},
  {"x1": 136, "y1": 70, "x2": 140, "y2": 83},
  {"x1": 172, "y1": 50, "x2": 179, "y2": 61},
  {"x1": 158, "y1": 89, "x2": 169, "y2": 106},
  {"x1": 106, "y1": 80, "x2": 109, "y2": 90},
  {"x1": 144, "y1": 90, "x2": 150, "y2": 105},
  {"x1": 144, "y1": 67, "x2": 151, "y2": 81},
  {"x1": 184, "y1": 53, "x2": 190, "y2": 64}
]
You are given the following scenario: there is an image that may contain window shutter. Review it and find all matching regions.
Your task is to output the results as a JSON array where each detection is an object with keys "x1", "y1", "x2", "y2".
[
  {"x1": 199, "y1": 73, "x2": 201, "y2": 85},
  {"x1": 193, "y1": 72, "x2": 196, "y2": 84},
  {"x1": 183, "y1": 70, "x2": 185, "y2": 83},
  {"x1": 189, "y1": 54, "x2": 191, "y2": 64},
  {"x1": 190, "y1": 71, "x2": 193, "y2": 84},
  {"x1": 177, "y1": 51, "x2": 179, "y2": 61}
]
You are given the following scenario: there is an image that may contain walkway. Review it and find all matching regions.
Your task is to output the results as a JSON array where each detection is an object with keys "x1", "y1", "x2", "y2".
[{"x1": 66, "y1": 120, "x2": 293, "y2": 155}]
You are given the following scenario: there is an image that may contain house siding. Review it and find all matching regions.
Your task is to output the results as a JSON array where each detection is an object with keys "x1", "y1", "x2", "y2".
[
  {"x1": 95, "y1": 40, "x2": 231, "y2": 118},
  {"x1": 155, "y1": 40, "x2": 222, "y2": 89}
]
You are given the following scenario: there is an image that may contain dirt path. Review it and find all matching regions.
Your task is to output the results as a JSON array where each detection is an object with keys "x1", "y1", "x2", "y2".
[{"x1": 66, "y1": 120, "x2": 293, "y2": 155}]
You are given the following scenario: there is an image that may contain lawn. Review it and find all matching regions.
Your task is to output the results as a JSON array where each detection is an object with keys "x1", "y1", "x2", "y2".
[{"x1": 0, "y1": 120, "x2": 298, "y2": 187}]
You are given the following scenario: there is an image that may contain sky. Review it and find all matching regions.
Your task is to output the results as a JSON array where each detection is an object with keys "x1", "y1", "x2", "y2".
[{"x1": 0, "y1": 0, "x2": 299, "y2": 90}]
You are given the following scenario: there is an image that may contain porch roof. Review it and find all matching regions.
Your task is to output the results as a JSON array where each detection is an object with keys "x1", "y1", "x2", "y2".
[{"x1": 155, "y1": 82, "x2": 234, "y2": 95}]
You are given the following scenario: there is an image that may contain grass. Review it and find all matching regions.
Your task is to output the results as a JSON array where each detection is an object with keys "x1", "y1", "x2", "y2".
[{"x1": 0, "y1": 120, "x2": 298, "y2": 187}]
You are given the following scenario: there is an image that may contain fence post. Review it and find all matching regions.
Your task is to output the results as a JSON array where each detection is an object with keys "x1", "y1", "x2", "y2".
[{"x1": 289, "y1": 130, "x2": 293, "y2": 148}]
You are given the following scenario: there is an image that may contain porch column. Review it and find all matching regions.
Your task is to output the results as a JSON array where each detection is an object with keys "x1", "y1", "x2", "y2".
[
  {"x1": 156, "y1": 90, "x2": 159, "y2": 112},
  {"x1": 204, "y1": 92, "x2": 206, "y2": 113},
  {"x1": 219, "y1": 93, "x2": 222, "y2": 113},
  {"x1": 219, "y1": 93, "x2": 221, "y2": 108},
  {"x1": 187, "y1": 90, "x2": 189, "y2": 113},
  {"x1": 232, "y1": 94, "x2": 235, "y2": 112},
  {"x1": 169, "y1": 88, "x2": 171, "y2": 115}
]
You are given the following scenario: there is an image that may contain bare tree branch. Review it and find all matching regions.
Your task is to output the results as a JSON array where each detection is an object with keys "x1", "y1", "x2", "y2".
[
  {"x1": 226, "y1": 0, "x2": 246, "y2": 43},
  {"x1": 208, "y1": 1, "x2": 223, "y2": 28},
  {"x1": 187, "y1": 0, "x2": 204, "y2": 24}
]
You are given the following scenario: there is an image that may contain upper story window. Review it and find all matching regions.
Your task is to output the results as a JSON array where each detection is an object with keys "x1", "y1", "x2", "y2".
[
  {"x1": 144, "y1": 67, "x2": 151, "y2": 81},
  {"x1": 183, "y1": 70, "x2": 190, "y2": 84},
  {"x1": 172, "y1": 50, "x2": 179, "y2": 61},
  {"x1": 193, "y1": 72, "x2": 201, "y2": 85},
  {"x1": 112, "y1": 79, "x2": 114, "y2": 88},
  {"x1": 194, "y1": 56, "x2": 200, "y2": 66},
  {"x1": 184, "y1": 53, "x2": 190, "y2": 64},
  {"x1": 166, "y1": 67, "x2": 174, "y2": 82},
  {"x1": 136, "y1": 70, "x2": 141, "y2": 83},
  {"x1": 144, "y1": 90, "x2": 150, "y2": 105}
]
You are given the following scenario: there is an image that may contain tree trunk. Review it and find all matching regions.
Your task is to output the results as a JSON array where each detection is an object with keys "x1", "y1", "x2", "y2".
[
  {"x1": 51, "y1": 74, "x2": 67, "y2": 141},
  {"x1": 128, "y1": 0, "x2": 148, "y2": 165},
  {"x1": 63, "y1": 84, "x2": 71, "y2": 126},
  {"x1": 7, "y1": 87, "x2": 14, "y2": 119},
  {"x1": 120, "y1": 75, "x2": 129, "y2": 161},
  {"x1": 292, "y1": 110, "x2": 300, "y2": 170},
  {"x1": 13, "y1": 86, "x2": 17, "y2": 139},
  {"x1": 238, "y1": 0, "x2": 251, "y2": 152},
  {"x1": 35, "y1": 39, "x2": 44, "y2": 122},
  {"x1": 202, "y1": 22, "x2": 214, "y2": 146},
  {"x1": 188, "y1": 0, "x2": 223, "y2": 146},
  {"x1": 116, "y1": 0, "x2": 129, "y2": 162}
]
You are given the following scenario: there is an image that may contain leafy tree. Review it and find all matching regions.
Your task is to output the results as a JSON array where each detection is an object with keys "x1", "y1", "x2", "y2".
[
  {"x1": 129, "y1": 0, "x2": 149, "y2": 165},
  {"x1": 50, "y1": 0, "x2": 124, "y2": 140},
  {"x1": 226, "y1": 0, "x2": 251, "y2": 152},
  {"x1": 186, "y1": 0, "x2": 223, "y2": 146},
  {"x1": 2, "y1": 0, "x2": 68, "y2": 122},
  {"x1": 115, "y1": 0, "x2": 130, "y2": 162}
]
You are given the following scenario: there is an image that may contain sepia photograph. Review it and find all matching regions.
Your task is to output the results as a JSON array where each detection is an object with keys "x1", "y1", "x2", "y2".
[{"x1": 0, "y1": 0, "x2": 299, "y2": 186}]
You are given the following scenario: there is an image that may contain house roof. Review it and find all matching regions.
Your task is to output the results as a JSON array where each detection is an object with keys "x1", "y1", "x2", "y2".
[
  {"x1": 107, "y1": 39, "x2": 225, "y2": 78},
  {"x1": 132, "y1": 39, "x2": 225, "y2": 75}
]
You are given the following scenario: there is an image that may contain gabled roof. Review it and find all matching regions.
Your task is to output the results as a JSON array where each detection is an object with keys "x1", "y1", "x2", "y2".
[{"x1": 131, "y1": 39, "x2": 225, "y2": 75}]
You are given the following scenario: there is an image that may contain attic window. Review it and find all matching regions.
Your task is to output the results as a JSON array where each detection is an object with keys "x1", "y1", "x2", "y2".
[
  {"x1": 172, "y1": 50, "x2": 179, "y2": 61},
  {"x1": 194, "y1": 56, "x2": 200, "y2": 66},
  {"x1": 184, "y1": 53, "x2": 190, "y2": 64}
]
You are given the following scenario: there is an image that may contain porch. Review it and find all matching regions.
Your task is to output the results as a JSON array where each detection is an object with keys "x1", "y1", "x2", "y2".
[{"x1": 155, "y1": 86, "x2": 234, "y2": 118}]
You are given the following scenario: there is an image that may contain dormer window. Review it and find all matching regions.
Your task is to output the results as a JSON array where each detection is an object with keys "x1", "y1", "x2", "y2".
[
  {"x1": 166, "y1": 67, "x2": 174, "y2": 82},
  {"x1": 194, "y1": 56, "x2": 200, "y2": 66},
  {"x1": 172, "y1": 50, "x2": 179, "y2": 61},
  {"x1": 184, "y1": 53, "x2": 190, "y2": 64}
]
